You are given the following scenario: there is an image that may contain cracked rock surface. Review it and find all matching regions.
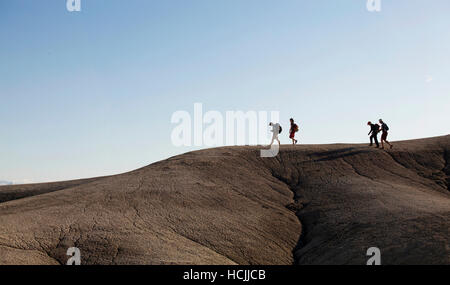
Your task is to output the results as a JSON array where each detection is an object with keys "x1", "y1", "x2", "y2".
[{"x1": 0, "y1": 135, "x2": 449, "y2": 264}]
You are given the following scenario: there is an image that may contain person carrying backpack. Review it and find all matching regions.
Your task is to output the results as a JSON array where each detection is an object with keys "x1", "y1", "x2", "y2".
[
  {"x1": 289, "y1": 118, "x2": 299, "y2": 145},
  {"x1": 379, "y1": 119, "x2": 393, "y2": 149},
  {"x1": 268, "y1": 122, "x2": 281, "y2": 147},
  {"x1": 367, "y1": 121, "x2": 380, "y2": 148}
]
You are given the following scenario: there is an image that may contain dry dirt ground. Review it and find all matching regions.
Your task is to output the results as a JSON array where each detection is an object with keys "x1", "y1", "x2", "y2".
[{"x1": 0, "y1": 136, "x2": 449, "y2": 265}]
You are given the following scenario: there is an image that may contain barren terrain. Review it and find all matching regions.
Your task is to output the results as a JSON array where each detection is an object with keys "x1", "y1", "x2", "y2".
[{"x1": 0, "y1": 136, "x2": 449, "y2": 264}]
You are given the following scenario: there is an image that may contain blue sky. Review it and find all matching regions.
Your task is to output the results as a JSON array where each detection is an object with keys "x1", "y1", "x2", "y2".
[{"x1": 1, "y1": 0, "x2": 449, "y2": 183}]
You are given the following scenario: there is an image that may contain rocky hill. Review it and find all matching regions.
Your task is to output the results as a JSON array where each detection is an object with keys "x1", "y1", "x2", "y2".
[{"x1": 0, "y1": 135, "x2": 449, "y2": 264}]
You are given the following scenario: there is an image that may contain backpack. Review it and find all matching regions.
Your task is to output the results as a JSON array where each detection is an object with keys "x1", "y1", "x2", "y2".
[
  {"x1": 294, "y1": 124, "x2": 299, "y2": 132},
  {"x1": 279, "y1": 126, "x2": 282, "y2": 134},
  {"x1": 384, "y1": 123, "x2": 389, "y2": 131}
]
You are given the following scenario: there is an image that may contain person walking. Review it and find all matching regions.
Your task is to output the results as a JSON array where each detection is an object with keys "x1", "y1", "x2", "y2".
[
  {"x1": 367, "y1": 121, "x2": 380, "y2": 148},
  {"x1": 289, "y1": 118, "x2": 299, "y2": 145},
  {"x1": 269, "y1": 122, "x2": 281, "y2": 147},
  {"x1": 379, "y1": 119, "x2": 393, "y2": 149}
]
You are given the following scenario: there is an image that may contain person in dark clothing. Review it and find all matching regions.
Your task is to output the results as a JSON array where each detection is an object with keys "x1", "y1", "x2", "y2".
[
  {"x1": 367, "y1": 121, "x2": 380, "y2": 148},
  {"x1": 379, "y1": 119, "x2": 393, "y2": 149},
  {"x1": 289, "y1": 118, "x2": 299, "y2": 145}
]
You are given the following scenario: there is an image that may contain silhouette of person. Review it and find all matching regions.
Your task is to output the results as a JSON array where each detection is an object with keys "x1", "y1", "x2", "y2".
[
  {"x1": 269, "y1": 122, "x2": 281, "y2": 146},
  {"x1": 367, "y1": 121, "x2": 380, "y2": 148},
  {"x1": 379, "y1": 119, "x2": 393, "y2": 149},
  {"x1": 289, "y1": 118, "x2": 298, "y2": 145}
]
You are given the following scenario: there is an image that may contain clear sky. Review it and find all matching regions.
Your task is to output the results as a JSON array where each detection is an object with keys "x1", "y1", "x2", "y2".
[{"x1": 1, "y1": 0, "x2": 449, "y2": 183}]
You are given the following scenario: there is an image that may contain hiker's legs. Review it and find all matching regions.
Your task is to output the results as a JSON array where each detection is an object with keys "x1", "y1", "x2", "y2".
[
  {"x1": 370, "y1": 134, "x2": 379, "y2": 147},
  {"x1": 385, "y1": 140, "x2": 393, "y2": 148},
  {"x1": 384, "y1": 133, "x2": 392, "y2": 147},
  {"x1": 270, "y1": 136, "x2": 280, "y2": 146},
  {"x1": 381, "y1": 132, "x2": 391, "y2": 148},
  {"x1": 381, "y1": 138, "x2": 391, "y2": 147},
  {"x1": 290, "y1": 132, "x2": 295, "y2": 145}
]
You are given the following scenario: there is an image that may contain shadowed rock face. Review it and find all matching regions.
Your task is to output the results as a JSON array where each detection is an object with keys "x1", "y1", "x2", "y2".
[{"x1": 0, "y1": 135, "x2": 449, "y2": 265}]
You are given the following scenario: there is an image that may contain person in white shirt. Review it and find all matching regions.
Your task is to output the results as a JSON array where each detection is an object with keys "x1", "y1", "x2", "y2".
[{"x1": 269, "y1": 122, "x2": 281, "y2": 147}]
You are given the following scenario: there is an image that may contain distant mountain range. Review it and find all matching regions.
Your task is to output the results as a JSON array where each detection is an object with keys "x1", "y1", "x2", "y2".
[{"x1": 0, "y1": 180, "x2": 13, "y2": 186}]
